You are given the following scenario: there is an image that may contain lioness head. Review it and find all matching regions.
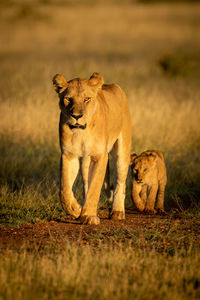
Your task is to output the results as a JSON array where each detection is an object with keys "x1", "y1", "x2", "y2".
[
  {"x1": 130, "y1": 151, "x2": 157, "y2": 184},
  {"x1": 52, "y1": 72, "x2": 104, "y2": 130}
]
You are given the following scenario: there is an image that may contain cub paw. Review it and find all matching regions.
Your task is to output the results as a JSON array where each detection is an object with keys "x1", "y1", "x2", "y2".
[
  {"x1": 144, "y1": 208, "x2": 156, "y2": 214},
  {"x1": 79, "y1": 215, "x2": 100, "y2": 225},
  {"x1": 110, "y1": 210, "x2": 125, "y2": 220},
  {"x1": 156, "y1": 208, "x2": 167, "y2": 215},
  {"x1": 136, "y1": 206, "x2": 145, "y2": 212}
]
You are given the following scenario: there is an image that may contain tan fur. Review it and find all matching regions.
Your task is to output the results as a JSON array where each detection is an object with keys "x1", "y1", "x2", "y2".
[
  {"x1": 130, "y1": 150, "x2": 167, "y2": 214},
  {"x1": 52, "y1": 73, "x2": 132, "y2": 224}
]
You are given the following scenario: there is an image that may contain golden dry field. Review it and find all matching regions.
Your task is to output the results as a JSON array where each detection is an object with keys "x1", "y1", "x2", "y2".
[{"x1": 0, "y1": 1, "x2": 200, "y2": 299}]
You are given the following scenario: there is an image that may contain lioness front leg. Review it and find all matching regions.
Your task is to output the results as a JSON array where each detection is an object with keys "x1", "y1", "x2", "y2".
[
  {"x1": 132, "y1": 181, "x2": 145, "y2": 212},
  {"x1": 80, "y1": 154, "x2": 108, "y2": 225},
  {"x1": 145, "y1": 184, "x2": 158, "y2": 214},
  {"x1": 60, "y1": 154, "x2": 81, "y2": 218}
]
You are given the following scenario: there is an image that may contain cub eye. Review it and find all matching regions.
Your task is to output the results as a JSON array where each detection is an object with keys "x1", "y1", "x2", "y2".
[
  {"x1": 143, "y1": 168, "x2": 148, "y2": 173},
  {"x1": 133, "y1": 169, "x2": 138, "y2": 174},
  {"x1": 63, "y1": 97, "x2": 72, "y2": 106},
  {"x1": 84, "y1": 97, "x2": 91, "y2": 103}
]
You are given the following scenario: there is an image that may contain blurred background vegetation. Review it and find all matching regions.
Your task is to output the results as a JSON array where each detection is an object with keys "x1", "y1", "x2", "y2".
[{"x1": 0, "y1": 0, "x2": 200, "y2": 225}]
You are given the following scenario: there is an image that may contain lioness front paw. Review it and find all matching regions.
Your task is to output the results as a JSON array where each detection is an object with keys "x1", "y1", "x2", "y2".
[
  {"x1": 79, "y1": 215, "x2": 100, "y2": 225},
  {"x1": 110, "y1": 210, "x2": 125, "y2": 220},
  {"x1": 67, "y1": 203, "x2": 81, "y2": 219}
]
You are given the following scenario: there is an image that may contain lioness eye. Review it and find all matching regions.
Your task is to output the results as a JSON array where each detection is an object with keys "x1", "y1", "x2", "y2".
[
  {"x1": 143, "y1": 168, "x2": 148, "y2": 173},
  {"x1": 84, "y1": 97, "x2": 91, "y2": 103},
  {"x1": 133, "y1": 169, "x2": 138, "y2": 174}
]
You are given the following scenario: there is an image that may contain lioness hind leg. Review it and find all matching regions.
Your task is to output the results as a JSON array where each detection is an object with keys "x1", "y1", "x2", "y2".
[
  {"x1": 60, "y1": 155, "x2": 81, "y2": 218},
  {"x1": 104, "y1": 158, "x2": 114, "y2": 202},
  {"x1": 81, "y1": 156, "x2": 91, "y2": 201},
  {"x1": 110, "y1": 134, "x2": 131, "y2": 220}
]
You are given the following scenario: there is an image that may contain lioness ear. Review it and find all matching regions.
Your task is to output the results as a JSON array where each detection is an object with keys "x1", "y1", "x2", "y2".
[
  {"x1": 52, "y1": 74, "x2": 68, "y2": 93},
  {"x1": 88, "y1": 72, "x2": 104, "y2": 89},
  {"x1": 130, "y1": 152, "x2": 137, "y2": 165}
]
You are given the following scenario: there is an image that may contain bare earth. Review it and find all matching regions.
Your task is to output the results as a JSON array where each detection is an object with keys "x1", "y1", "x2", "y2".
[{"x1": 0, "y1": 209, "x2": 199, "y2": 252}]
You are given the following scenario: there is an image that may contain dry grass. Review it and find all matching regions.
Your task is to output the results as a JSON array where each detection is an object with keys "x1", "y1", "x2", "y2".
[{"x1": 0, "y1": 244, "x2": 200, "y2": 300}]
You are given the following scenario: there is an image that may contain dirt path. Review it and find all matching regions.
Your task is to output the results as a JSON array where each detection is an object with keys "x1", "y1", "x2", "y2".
[{"x1": 0, "y1": 209, "x2": 199, "y2": 251}]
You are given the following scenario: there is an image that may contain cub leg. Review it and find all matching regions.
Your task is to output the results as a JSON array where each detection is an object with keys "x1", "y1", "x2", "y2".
[
  {"x1": 140, "y1": 184, "x2": 147, "y2": 206},
  {"x1": 145, "y1": 184, "x2": 158, "y2": 214},
  {"x1": 60, "y1": 154, "x2": 81, "y2": 218},
  {"x1": 132, "y1": 181, "x2": 145, "y2": 212},
  {"x1": 80, "y1": 154, "x2": 108, "y2": 225},
  {"x1": 155, "y1": 181, "x2": 166, "y2": 212}
]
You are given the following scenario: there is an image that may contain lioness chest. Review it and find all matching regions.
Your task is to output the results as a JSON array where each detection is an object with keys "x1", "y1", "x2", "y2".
[{"x1": 61, "y1": 126, "x2": 107, "y2": 157}]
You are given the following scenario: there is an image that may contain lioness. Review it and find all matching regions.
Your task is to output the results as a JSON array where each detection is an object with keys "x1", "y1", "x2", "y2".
[
  {"x1": 52, "y1": 72, "x2": 132, "y2": 225},
  {"x1": 130, "y1": 150, "x2": 167, "y2": 214}
]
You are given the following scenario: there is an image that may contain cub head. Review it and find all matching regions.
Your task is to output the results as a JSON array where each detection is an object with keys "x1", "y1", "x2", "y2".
[
  {"x1": 52, "y1": 72, "x2": 104, "y2": 130},
  {"x1": 130, "y1": 151, "x2": 157, "y2": 184}
]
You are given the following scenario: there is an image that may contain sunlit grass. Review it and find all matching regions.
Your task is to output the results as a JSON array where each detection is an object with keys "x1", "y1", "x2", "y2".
[{"x1": 0, "y1": 244, "x2": 200, "y2": 300}]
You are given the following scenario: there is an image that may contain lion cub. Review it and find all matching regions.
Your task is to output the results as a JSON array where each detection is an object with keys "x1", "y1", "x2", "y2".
[{"x1": 130, "y1": 150, "x2": 167, "y2": 214}]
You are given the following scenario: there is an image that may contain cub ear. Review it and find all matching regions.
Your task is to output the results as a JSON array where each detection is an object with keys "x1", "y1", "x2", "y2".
[
  {"x1": 146, "y1": 151, "x2": 157, "y2": 161},
  {"x1": 52, "y1": 74, "x2": 68, "y2": 93},
  {"x1": 130, "y1": 152, "x2": 137, "y2": 165},
  {"x1": 88, "y1": 72, "x2": 104, "y2": 90}
]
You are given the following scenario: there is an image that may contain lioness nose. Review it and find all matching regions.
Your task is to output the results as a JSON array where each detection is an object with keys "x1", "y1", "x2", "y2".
[
  {"x1": 137, "y1": 179, "x2": 143, "y2": 183},
  {"x1": 71, "y1": 113, "x2": 83, "y2": 120}
]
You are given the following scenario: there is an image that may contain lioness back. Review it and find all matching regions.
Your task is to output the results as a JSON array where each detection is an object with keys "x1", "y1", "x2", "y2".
[{"x1": 100, "y1": 84, "x2": 131, "y2": 152}]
